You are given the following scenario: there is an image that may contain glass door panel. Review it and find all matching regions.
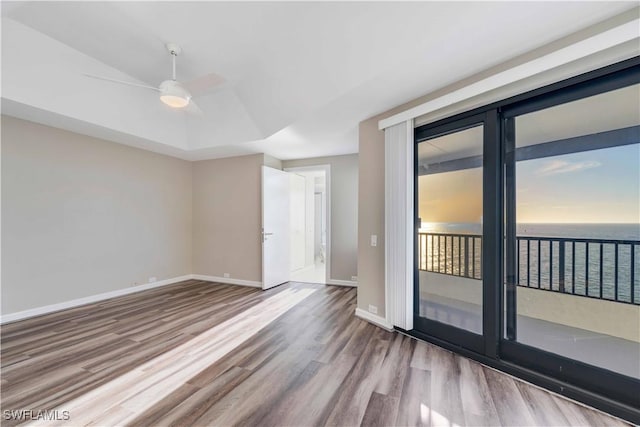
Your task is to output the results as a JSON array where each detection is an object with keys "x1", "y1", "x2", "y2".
[
  {"x1": 416, "y1": 124, "x2": 484, "y2": 336},
  {"x1": 504, "y1": 83, "x2": 640, "y2": 379}
]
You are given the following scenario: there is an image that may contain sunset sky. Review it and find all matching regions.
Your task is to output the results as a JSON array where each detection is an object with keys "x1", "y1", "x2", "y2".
[
  {"x1": 418, "y1": 168, "x2": 482, "y2": 224},
  {"x1": 419, "y1": 144, "x2": 639, "y2": 224}
]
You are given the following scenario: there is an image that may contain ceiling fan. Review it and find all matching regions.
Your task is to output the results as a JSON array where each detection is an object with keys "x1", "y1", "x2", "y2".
[{"x1": 85, "y1": 43, "x2": 223, "y2": 111}]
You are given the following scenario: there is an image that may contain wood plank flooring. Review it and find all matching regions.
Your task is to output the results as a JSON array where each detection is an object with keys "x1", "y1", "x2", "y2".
[{"x1": 0, "y1": 280, "x2": 630, "y2": 426}]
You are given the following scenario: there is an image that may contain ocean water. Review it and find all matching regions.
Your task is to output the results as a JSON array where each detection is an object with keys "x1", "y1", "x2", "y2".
[
  {"x1": 420, "y1": 222, "x2": 640, "y2": 239},
  {"x1": 418, "y1": 223, "x2": 640, "y2": 303}
]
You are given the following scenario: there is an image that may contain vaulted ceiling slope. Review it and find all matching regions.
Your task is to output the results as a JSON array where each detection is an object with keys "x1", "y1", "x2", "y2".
[{"x1": 1, "y1": 2, "x2": 635, "y2": 161}]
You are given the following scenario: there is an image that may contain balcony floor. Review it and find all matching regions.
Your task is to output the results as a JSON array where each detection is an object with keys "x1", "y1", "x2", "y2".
[{"x1": 420, "y1": 293, "x2": 640, "y2": 379}]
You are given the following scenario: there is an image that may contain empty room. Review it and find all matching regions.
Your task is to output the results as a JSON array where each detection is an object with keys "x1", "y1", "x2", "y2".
[{"x1": 1, "y1": 2, "x2": 639, "y2": 426}]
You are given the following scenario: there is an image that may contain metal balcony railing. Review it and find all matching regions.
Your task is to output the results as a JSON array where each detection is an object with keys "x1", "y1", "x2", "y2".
[{"x1": 417, "y1": 232, "x2": 640, "y2": 305}]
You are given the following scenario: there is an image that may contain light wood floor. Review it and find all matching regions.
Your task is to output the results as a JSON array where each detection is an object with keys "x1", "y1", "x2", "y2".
[{"x1": 0, "y1": 280, "x2": 629, "y2": 426}]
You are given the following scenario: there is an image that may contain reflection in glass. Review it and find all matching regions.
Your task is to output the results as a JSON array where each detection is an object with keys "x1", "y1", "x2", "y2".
[
  {"x1": 508, "y1": 84, "x2": 640, "y2": 379},
  {"x1": 417, "y1": 125, "x2": 483, "y2": 334}
]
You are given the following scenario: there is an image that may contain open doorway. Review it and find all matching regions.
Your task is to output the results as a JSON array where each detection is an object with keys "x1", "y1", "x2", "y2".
[{"x1": 285, "y1": 165, "x2": 330, "y2": 284}]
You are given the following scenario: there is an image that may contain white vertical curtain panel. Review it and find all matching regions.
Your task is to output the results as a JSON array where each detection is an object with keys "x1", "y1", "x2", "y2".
[{"x1": 384, "y1": 120, "x2": 414, "y2": 330}]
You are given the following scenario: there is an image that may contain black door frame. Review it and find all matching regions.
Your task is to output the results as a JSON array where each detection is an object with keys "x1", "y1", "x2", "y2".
[
  {"x1": 413, "y1": 113, "x2": 490, "y2": 355},
  {"x1": 407, "y1": 56, "x2": 640, "y2": 424}
]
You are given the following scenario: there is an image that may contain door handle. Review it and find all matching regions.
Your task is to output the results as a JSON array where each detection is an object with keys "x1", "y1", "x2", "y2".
[{"x1": 262, "y1": 231, "x2": 274, "y2": 242}]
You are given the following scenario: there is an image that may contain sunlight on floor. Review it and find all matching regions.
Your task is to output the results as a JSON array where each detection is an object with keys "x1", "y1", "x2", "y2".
[
  {"x1": 27, "y1": 287, "x2": 317, "y2": 427},
  {"x1": 421, "y1": 403, "x2": 461, "y2": 427}
]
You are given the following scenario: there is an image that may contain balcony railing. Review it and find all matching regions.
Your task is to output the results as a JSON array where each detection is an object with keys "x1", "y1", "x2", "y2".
[{"x1": 417, "y1": 232, "x2": 640, "y2": 305}]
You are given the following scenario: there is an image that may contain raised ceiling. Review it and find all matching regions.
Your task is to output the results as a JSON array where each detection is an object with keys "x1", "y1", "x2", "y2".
[{"x1": 1, "y1": 2, "x2": 635, "y2": 161}]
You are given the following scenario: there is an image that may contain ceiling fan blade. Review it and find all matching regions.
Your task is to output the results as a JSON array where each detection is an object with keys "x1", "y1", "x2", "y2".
[
  {"x1": 185, "y1": 99, "x2": 204, "y2": 116},
  {"x1": 84, "y1": 73, "x2": 160, "y2": 91},
  {"x1": 183, "y1": 72, "x2": 225, "y2": 96}
]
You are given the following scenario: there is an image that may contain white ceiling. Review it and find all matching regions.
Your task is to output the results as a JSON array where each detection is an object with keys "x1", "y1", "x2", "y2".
[{"x1": 1, "y1": 1, "x2": 636, "y2": 161}]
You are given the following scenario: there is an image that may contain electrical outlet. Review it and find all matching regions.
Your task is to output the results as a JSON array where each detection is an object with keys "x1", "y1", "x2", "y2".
[
  {"x1": 370, "y1": 234, "x2": 377, "y2": 247},
  {"x1": 223, "y1": 273, "x2": 230, "y2": 278},
  {"x1": 148, "y1": 277, "x2": 157, "y2": 283},
  {"x1": 368, "y1": 304, "x2": 378, "y2": 314},
  {"x1": 351, "y1": 276, "x2": 358, "y2": 282}
]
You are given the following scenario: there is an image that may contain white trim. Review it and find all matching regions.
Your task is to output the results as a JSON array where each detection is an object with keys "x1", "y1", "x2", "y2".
[
  {"x1": 283, "y1": 164, "x2": 331, "y2": 288},
  {"x1": 0, "y1": 275, "x2": 193, "y2": 324},
  {"x1": 191, "y1": 275, "x2": 262, "y2": 288},
  {"x1": 379, "y1": 18, "x2": 640, "y2": 130},
  {"x1": 404, "y1": 120, "x2": 414, "y2": 330},
  {"x1": 326, "y1": 279, "x2": 357, "y2": 287},
  {"x1": 355, "y1": 308, "x2": 394, "y2": 331}
]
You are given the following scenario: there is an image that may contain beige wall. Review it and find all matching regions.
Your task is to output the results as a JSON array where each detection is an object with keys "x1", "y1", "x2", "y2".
[
  {"x1": 282, "y1": 154, "x2": 358, "y2": 282},
  {"x1": 192, "y1": 154, "x2": 264, "y2": 282},
  {"x1": 193, "y1": 153, "x2": 358, "y2": 284},
  {"x1": 357, "y1": 121, "x2": 386, "y2": 313},
  {"x1": 2, "y1": 120, "x2": 355, "y2": 314},
  {"x1": 1, "y1": 116, "x2": 193, "y2": 314}
]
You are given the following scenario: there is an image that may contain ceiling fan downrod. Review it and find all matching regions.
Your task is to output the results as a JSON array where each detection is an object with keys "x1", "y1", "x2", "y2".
[{"x1": 166, "y1": 43, "x2": 182, "y2": 81}]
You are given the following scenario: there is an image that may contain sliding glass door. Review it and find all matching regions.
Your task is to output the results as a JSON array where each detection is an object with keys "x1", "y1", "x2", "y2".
[
  {"x1": 414, "y1": 115, "x2": 490, "y2": 353},
  {"x1": 412, "y1": 59, "x2": 640, "y2": 420},
  {"x1": 502, "y1": 79, "x2": 640, "y2": 409}
]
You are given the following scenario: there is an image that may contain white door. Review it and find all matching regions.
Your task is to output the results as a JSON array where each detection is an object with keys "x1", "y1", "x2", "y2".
[{"x1": 262, "y1": 166, "x2": 290, "y2": 289}]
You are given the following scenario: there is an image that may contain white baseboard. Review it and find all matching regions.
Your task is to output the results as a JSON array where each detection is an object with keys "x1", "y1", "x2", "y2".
[
  {"x1": 355, "y1": 308, "x2": 394, "y2": 331},
  {"x1": 326, "y1": 279, "x2": 358, "y2": 287},
  {"x1": 191, "y1": 274, "x2": 262, "y2": 288},
  {"x1": 0, "y1": 275, "x2": 193, "y2": 324}
]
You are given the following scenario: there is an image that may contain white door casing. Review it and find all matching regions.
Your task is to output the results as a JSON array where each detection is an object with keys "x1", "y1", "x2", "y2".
[{"x1": 283, "y1": 165, "x2": 331, "y2": 283}]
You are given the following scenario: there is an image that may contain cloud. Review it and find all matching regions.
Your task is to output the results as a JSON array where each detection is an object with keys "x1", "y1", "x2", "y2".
[{"x1": 536, "y1": 159, "x2": 601, "y2": 176}]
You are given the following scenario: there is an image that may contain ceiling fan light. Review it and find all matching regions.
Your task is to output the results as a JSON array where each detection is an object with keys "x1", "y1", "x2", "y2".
[
  {"x1": 159, "y1": 80, "x2": 191, "y2": 109},
  {"x1": 160, "y1": 94, "x2": 190, "y2": 108}
]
